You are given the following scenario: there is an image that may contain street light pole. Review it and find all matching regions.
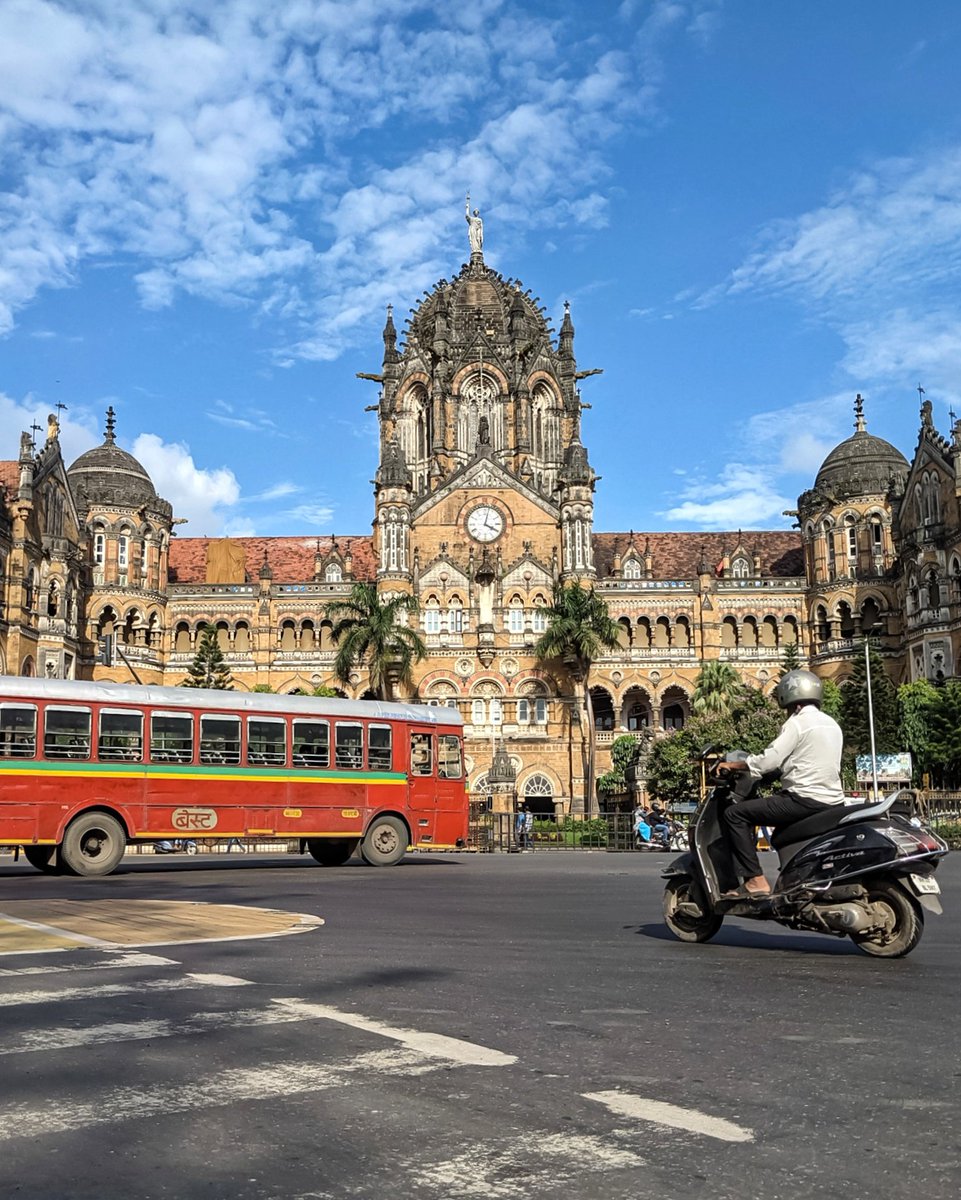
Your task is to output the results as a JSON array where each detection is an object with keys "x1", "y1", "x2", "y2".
[{"x1": 864, "y1": 632, "x2": 880, "y2": 803}]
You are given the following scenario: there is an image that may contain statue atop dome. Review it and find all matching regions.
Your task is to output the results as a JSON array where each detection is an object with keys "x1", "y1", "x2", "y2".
[{"x1": 465, "y1": 193, "x2": 483, "y2": 258}]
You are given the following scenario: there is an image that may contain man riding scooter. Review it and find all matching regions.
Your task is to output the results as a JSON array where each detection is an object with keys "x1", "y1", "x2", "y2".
[{"x1": 717, "y1": 669, "x2": 844, "y2": 901}]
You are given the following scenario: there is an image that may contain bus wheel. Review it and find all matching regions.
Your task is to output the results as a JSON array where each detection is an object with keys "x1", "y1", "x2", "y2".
[
  {"x1": 360, "y1": 817, "x2": 408, "y2": 867},
  {"x1": 61, "y1": 813, "x2": 127, "y2": 877},
  {"x1": 307, "y1": 838, "x2": 358, "y2": 867},
  {"x1": 22, "y1": 845, "x2": 59, "y2": 875}
]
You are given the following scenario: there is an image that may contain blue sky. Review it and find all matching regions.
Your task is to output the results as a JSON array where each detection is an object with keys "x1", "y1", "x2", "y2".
[{"x1": 2, "y1": 1, "x2": 961, "y2": 539}]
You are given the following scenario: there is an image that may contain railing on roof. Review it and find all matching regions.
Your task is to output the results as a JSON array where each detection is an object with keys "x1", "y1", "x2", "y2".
[
  {"x1": 599, "y1": 579, "x2": 693, "y2": 591},
  {"x1": 717, "y1": 577, "x2": 805, "y2": 590}
]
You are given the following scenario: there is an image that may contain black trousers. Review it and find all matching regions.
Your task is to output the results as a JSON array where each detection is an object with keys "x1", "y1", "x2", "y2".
[{"x1": 722, "y1": 790, "x2": 829, "y2": 880}]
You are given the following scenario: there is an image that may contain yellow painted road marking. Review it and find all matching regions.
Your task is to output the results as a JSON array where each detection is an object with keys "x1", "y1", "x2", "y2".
[{"x1": 0, "y1": 900, "x2": 323, "y2": 957}]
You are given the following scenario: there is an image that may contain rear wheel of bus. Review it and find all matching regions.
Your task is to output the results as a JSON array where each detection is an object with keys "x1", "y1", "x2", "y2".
[
  {"x1": 60, "y1": 812, "x2": 127, "y2": 877},
  {"x1": 306, "y1": 837, "x2": 358, "y2": 866},
  {"x1": 360, "y1": 816, "x2": 409, "y2": 867}
]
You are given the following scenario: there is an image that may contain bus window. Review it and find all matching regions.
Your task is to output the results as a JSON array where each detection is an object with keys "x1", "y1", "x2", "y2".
[
  {"x1": 368, "y1": 724, "x2": 392, "y2": 771},
  {"x1": 200, "y1": 715, "x2": 241, "y2": 765},
  {"x1": 335, "y1": 723, "x2": 363, "y2": 770},
  {"x1": 150, "y1": 712, "x2": 193, "y2": 763},
  {"x1": 410, "y1": 732, "x2": 432, "y2": 776},
  {"x1": 248, "y1": 717, "x2": 286, "y2": 766},
  {"x1": 0, "y1": 704, "x2": 36, "y2": 758},
  {"x1": 98, "y1": 709, "x2": 144, "y2": 762},
  {"x1": 438, "y1": 734, "x2": 463, "y2": 779},
  {"x1": 293, "y1": 720, "x2": 329, "y2": 768},
  {"x1": 44, "y1": 706, "x2": 92, "y2": 760}
]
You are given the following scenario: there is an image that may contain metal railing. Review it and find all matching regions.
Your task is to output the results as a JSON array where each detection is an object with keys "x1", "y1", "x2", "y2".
[{"x1": 466, "y1": 811, "x2": 690, "y2": 853}]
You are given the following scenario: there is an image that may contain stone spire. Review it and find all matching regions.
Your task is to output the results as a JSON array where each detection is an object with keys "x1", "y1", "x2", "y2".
[{"x1": 854, "y1": 392, "x2": 866, "y2": 433}]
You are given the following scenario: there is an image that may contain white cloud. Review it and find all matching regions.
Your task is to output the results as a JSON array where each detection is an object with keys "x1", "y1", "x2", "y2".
[
  {"x1": 0, "y1": 389, "x2": 98, "y2": 465},
  {"x1": 0, "y1": 0, "x2": 704, "y2": 356},
  {"x1": 131, "y1": 432, "x2": 240, "y2": 535},
  {"x1": 708, "y1": 144, "x2": 961, "y2": 404},
  {"x1": 661, "y1": 463, "x2": 793, "y2": 530}
]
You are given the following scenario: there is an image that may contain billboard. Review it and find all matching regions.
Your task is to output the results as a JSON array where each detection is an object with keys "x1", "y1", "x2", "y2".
[{"x1": 855, "y1": 752, "x2": 913, "y2": 784}]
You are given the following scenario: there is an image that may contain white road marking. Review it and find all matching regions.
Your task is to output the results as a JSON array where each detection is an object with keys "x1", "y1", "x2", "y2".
[
  {"x1": 270, "y1": 999, "x2": 517, "y2": 1067},
  {"x1": 409, "y1": 1133, "x2": 644, "y2": 1199},
  {"x1": 0, "y1": 1050, "x2": 436, "y2": 1141},
  {"x1": 583, "y1": 1090, "x2": 755, "y2": 1143},
  {"x1": 0, "y1": 952, "x2": 178, "y2": 977},
  {"x1": 0, "y1": 972, "x2": 251, "y2": 1007},
  {"x1": 2, "y1": 1001, "x2": 318, "y2": 1055},
  {"x1": 0, "y1": 911, "x2": 112, "y2": 947}
]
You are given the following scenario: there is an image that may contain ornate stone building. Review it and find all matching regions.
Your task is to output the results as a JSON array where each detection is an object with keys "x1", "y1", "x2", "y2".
[{"x1": 3, "y1": 224, "x2": 961, "y2": 814}]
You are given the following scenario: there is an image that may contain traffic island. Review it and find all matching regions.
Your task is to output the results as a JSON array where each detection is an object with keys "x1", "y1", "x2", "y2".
[{"x1": 0, "y1": 899, "x2": 323, "y2": 955}]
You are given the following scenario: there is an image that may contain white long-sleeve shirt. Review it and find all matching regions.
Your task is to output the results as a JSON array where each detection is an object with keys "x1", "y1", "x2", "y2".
[{"x1": 745, "y1": 704, "x2": 845, "y2": 806}]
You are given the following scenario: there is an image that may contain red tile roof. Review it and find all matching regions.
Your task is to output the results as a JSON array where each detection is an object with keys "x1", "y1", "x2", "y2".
[
  {"x1": 168, "y1": 536, "x2": 377, "y2": 584},
  {"x1": 167, "y1": 529, "x2": 803, "y2": 585},
  {"x1": 592, "y1": 531, "x2": 804, "y2": 579},
  {"x1": 0, "y1": 460, "x2": 20, "y2": 499}
]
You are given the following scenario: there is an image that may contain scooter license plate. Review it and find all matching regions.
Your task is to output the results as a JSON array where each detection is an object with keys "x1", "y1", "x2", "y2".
[{"x1": 909, "y1": 874, "x2": 940, "y2": 895}]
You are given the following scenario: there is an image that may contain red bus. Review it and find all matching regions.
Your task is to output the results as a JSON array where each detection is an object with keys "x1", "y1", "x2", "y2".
[{"x1": 0, "y1": 678, "x2": 467, "y2": 876}]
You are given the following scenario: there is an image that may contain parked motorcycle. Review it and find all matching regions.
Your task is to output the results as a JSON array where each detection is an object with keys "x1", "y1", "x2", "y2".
[
  {"x1": 154, "y1": 839, "x2": 198, "y2": 855},
  {"x1": 662, "y1": 750, "x2": 947, "y2": 958}
]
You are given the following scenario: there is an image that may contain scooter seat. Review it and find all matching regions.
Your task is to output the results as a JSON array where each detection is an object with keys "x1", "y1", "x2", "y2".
[{"x1": 769, "y1": 800, "x2": 881, "y2": 851}]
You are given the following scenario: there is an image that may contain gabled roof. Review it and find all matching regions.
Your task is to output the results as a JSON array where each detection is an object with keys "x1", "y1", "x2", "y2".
[{"x1": 593, "y1": 531, "x2": 804, "y2": 580}]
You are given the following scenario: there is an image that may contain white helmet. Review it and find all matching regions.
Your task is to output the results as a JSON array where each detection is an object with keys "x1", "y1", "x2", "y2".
[{"x1": 775, "y1": 669, "x2": 822, "y2": 709}]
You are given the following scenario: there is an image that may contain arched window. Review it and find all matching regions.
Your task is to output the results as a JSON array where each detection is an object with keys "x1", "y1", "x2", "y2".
[
  {"x1": 490, "y1": 698, "x2": 503, "y2": 725},
  {"x1": 448, "y1": 598, "x2": 464, "y2": 633},
  {"x1": 517, "y1": 698, "x2": 530, "y2": 724},
  {"x1": 325, "y1": 563, "x2": 342, "y2": 582},
  {"x1": 524, "y1": 773, "x2": 553, "y2": 797},
  {"x1": 118, "y1": 535, "x2": 129, "y2": 571},
  {"x1": 471, "y1": 698, "x2": 486, "y2": 725},
  {"x1": 534, "y1": 697, "x2": 548, "y2": 724},
  {"x1": 731, "y1": 557, "x2": 749, "y2": 578},
  {"x1": 174, "y1": 622, "x2": 191, "y2": 653},
  {"x1": 423, "y1": 598, "x2": 441, "y2": 635},
  {"x1": 279, "y1": 620, "x2": 297, "y2": 652},
  {"x1": 844, "y1": 516, "x2": 857, "y2": 561},
  {"x1": 623, "y1": 558, "x2": 641, "y2": 580},
  {"x1": 531, "y1": 600, "x2": 548, "y2": 633},
  {"x1": 507, "y1": 597, "x2": 524, "y2": 634},
  {"x1": 93, "y1": 533, "x2": 105, "y2": 567},
  {"x1": 662, "y1": 704, "x2": 685, "y2": 730}
]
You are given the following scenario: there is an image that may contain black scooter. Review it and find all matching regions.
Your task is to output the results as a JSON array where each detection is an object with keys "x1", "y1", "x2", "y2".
[{"x1": 662, "y1": 751, "x2": 947, "y2": 958}]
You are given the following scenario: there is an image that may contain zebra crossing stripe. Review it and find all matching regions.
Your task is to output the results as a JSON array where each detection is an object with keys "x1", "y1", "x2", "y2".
[
  {"x1": 0, "y1": 1049, "x2": 438, "y2": 1141},
  {"x1": 0, "y1": 972, "x2": 251, "y2": 1008}
]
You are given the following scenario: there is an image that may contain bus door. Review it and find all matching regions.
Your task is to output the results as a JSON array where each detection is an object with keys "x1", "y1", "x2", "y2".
[{"x1": 407, "y1": 728, "x2": 437, "y2": 836}]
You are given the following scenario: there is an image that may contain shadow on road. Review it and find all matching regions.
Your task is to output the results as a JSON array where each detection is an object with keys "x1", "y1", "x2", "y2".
[{"x1": 635, "y1": 920, "x2": 859, "y2": 955}]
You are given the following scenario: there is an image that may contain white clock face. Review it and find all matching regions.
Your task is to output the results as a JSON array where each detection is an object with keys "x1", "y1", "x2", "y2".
[{"x1": 467, "y1": 505, "x2": 504, "y2": 542}]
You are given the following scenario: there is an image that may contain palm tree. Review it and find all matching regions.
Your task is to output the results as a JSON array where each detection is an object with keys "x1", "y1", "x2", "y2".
[
  {"x1": 534, "y1": 582, "x2": 621, "y2": 815},
  {"x1": 691, "y1": 661, "x2": 743, "y2": 716},
  {"x1": 324, "y1": 583, "x2": 427, "y2": 700}
]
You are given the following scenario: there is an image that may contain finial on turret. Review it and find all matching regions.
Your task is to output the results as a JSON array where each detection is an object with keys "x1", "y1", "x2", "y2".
[
  {"x1": 105, "y1": 406, "x2": 117, "y2": 445},
  {"x1": 465, "y1": 193, "x2": 484, "y2": 259},
  {"x1": 854, "y1": 393, "x2": 866, "y2": 433}
]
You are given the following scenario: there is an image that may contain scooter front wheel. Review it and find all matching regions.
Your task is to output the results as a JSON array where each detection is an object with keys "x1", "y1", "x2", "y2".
[{"x1": 663, "y1": 877, "x2": 724, "y2": 943}]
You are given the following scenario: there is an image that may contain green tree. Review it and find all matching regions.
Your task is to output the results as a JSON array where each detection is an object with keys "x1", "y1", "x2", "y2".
[
  {"x1": 897, "y1": 679, "x2": 939, "y2": 783},
  {"x1": 924, "y1": 680, "x2": 961, "y2": 787},
  {"x1": 181, "y1": 624, "x2": 233, "y2": 690},
  {"x1": 820, "y1": 677, "x2": 842, "y2": 722},
  {"x1": 839, "y1": 644, "x2": 899, "y2": 758},
  {"x1": 779, "y1": 640, "x2": 803, "y2": 675},
  {"x1": 691, "y1": 661, "x2": 744, "y2": 716},
  {"x1": 310, "y1": 685, "x2": 340, "y2": 697},
  {"x1": 324, "y1": 583, "x2": 427, "y2": 701},
  {"x1": 534, "y1": 582, "x2": 621, "y2": 815},
  {"x1": 596, "y1": 734, "x2": 647, "y2": 797},
  {"x1": 645, "y1": 729, "x2": 699, "y2": 807},
  {"x1": 251, "y1": 684, "x2": 274, "y2": 693}
]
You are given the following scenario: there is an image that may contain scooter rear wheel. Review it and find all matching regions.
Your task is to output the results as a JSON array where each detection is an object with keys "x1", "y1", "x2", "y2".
[
  {"x1": 850, "y1": 881, "x2": 923, "y2": 958},
  {"x1": 663, "y1": 877, "x2": 723, "y2": 943}
]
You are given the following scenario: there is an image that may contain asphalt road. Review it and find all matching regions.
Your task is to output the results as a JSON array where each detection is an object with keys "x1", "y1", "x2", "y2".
[{"x1": 0, "y1": 849, "x2": 958, "y2": 1200}]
